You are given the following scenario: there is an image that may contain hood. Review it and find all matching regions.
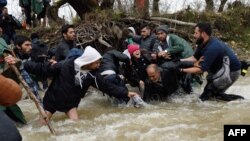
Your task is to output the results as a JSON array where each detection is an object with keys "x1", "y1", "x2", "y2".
[
  {"x1": 74, "y1": 46, "x2": 102, "y2": 70},
  {"x1": 128, "y1": 27, "x2": 136, "y2": 35},
  {"x1": 74, "y1": 46, "x2": 102, "y2": 88}
]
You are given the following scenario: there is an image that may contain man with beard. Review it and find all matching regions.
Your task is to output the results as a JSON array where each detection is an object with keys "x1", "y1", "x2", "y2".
[
  {"x1": 180, "y1": 22, "x2": 244, "y2": 101},
  {"x1": 152, "y1": 24, "x2": 193, "y2": 61},
  {"x1": 131, "y1": 24, "x2": 157, "y2": 52},
  {"x1": 55, "y1": 24, "x2": 77, "y2": 61}
]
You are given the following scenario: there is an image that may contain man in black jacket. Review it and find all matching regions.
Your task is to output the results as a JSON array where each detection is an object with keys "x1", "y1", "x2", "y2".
[
  {"x1": 55, "y1": 24, "x2": 76, "y2": 61},
  {"x1": 143, "y1": 64, "x2": 179, "y2": 102},
  {"x1": 0, "y1": 7, "x2": 21, "y2": 44},
  {"x1": 99, "y1": 49, "x2": 131, "y2": 103},
  {"x1": 24, "y1": 46, "x2": 139, "y2": 123},
  {"x1": 99, "y1": 48, "x2": 130, "y2": 86}
]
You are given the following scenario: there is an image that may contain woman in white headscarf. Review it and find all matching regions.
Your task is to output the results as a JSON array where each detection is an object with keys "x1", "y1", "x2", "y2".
[{"x1": 24, "y1": 46, "x2": 139, "y2": 124}]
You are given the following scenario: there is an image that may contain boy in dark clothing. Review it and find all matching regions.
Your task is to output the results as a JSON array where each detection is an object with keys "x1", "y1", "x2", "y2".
[
  {"x1": 99, "y1": 49, "x2": 131, "y2": 103},
  {"x1": 30, "y1": 33, "x2": 49, "y2": 90},
  {"x1": 24, "y1": 46, "x2": 139, "y2": 123}
]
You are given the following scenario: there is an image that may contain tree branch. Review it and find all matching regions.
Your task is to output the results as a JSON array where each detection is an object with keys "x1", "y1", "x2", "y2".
[
  {"x1": 98, "y1": 36, "x2": 112, "y2": 48},
  {"x1": 150, "y1": 17, "x2": 196, "y2": 26}
]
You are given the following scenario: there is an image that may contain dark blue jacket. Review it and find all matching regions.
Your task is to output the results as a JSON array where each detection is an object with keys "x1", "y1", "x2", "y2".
[{"x1": 194, "y1": 37, "x2": 241, "y2": 73}]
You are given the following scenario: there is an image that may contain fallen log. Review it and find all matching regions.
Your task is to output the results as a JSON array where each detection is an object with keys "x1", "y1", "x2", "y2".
[{"x1": 150, "y1": 17, "x2": 196, "y2": 26}]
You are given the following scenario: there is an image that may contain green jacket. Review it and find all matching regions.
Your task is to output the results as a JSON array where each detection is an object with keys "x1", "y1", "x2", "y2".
[
  {"x1": 153, "y1": 34, "x2": 194, "y2": 59},
  {"x1": 0, "y1": 38, "x2": 8, "y2": 69},
  {"x1": 19, "y1": 0, "x2": 44, "y2": 14}
]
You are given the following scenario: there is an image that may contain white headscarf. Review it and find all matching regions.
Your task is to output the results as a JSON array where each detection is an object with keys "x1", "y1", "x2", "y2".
[
  {"x1": 74, "y1": 46, "x2": 102, "y2": 88},
  {"x1": 128, "y1": 27, "x2": 136, "y2": 35}
]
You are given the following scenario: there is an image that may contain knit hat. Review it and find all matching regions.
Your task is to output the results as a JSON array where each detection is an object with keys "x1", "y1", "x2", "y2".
[
  {"x1": 0, "y1": 75, "x2": 22, "y2": 106},
  {"x1": 74, "y1": 46, "x2": 102, "y2": 88},
  {"x1": 128, "y1": 44, "x2": 140, "y2": 55},
  {"x1": 128, "y1": 27, "x2": 136, "y2": 35},
  {"x1": 155, "y1": 25, "x2": 169, "y2": 34}
]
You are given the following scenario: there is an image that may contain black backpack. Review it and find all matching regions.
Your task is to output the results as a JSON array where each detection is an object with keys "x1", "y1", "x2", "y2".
[{"x1": 30, "y1": 39, "x2": 49, "y2": 62}]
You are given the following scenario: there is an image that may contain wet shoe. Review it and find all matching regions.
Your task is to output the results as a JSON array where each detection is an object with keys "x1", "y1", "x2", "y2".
[
  {"x1": 214, "y1": 93, "x2": 244, "y2": 101},
  {"x1": 199, "y1": 92, "x2": 212, "y2": 101}
]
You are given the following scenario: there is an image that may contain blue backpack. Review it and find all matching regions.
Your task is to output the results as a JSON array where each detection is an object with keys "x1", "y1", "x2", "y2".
[{"x1": 0, "y1": 0, "x2": 7, "y2": 7}]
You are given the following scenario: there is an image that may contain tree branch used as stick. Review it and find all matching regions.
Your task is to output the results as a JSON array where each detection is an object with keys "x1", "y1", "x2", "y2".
[{"x1": 4, "y1": 54, "x2": 56, "y2": 135}]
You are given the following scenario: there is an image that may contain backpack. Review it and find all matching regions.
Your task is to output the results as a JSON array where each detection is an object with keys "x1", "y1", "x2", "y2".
[
  {"x1": 211, "y1": 55, "x2": 232, "y2": 90},
  {"x1": 30, "y1": 40, "x2": 49, "y2": 62}
]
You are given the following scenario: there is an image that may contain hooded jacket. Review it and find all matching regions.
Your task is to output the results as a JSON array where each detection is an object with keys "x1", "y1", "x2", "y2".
[
  {"x1": 98, "y1": 50, "x2": 130, "y2": 75},
  {"x1": 24, "y1": 47, "x2": 129, "y2": 113}
]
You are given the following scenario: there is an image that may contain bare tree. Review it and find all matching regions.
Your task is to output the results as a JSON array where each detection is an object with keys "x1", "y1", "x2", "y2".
[
  {"x1": 116, "y1": 0, "x2": 123, "y2": 11},
  {"x1": 100, "y1": 0, "x2": 115, "y2": 10},
  {"x1": 218, "y1": 0, "x2": 228, "y2": 12},
  {"x1": 152, "y1": 0, "x2": 160, "y2": 16},
  {"x1": 134, "y1": 0, "x2": 149, "y2": 18},
  {"x1": 48, "y1": 0, "x2": 115, "y2": 22},
  {"x1": 205, "y1": 0, "x2": 214, "y2": 11},
  {"x1": 47, "y1": 0, "x2": 68, "y2": 24}
]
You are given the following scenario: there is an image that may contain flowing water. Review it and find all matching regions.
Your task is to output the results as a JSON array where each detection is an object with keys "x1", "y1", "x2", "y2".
[{"x1": 17, "y1": 74, "x2": 250, "y2": 141}]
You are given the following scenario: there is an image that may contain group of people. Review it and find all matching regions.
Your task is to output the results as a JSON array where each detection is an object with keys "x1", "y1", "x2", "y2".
[
  {"x1": 0, "y1": 20, "x2": 248, "y2": 140},
  {"x1": 0, "y1": 0, "x2": 50, "y2": 47},
  {"x1": 19, "y1": 0, "x2": 51, "y2": 30}
]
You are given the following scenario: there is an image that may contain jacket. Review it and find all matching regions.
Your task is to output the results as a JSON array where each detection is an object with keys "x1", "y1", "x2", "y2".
[
  {"x1": 143, "y1": 69, "x2": 179, "y2": 102},
  {"x1": 99, "y1": 50, "x2": 130, "y2": 74},
  {"x1": 132, "y1": 34, "x2": 157, "y2": 51},
  {"x1": 24, "y1": 51, "x2": 129, "y2": 113},
  {"x1": 30, "y1": 38, "x2": 48, "y2": 62},
  {"x1": 125, "y1": 54, "x2": 151, "y2": 86},
  {"x1": 194, "y1": 37, "x2": 241, "y2": 73},
  {"x1": 19, "y1": 0, "x2": 44, "y2": 14},
  {"x1": 55, "y1": 38, "x2": 76, "y2": 61},
  {"x1": 153, "y1": 34, "x2": 193, "y2": 59},
  {"x1": 0, "y1": 14, "x2": 21, "y2": 36}
]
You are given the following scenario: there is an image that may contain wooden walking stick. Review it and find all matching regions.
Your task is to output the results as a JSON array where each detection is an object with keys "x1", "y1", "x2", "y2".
[{"x1": 4, "y1": 54, "x2": 56, "y2": 135}]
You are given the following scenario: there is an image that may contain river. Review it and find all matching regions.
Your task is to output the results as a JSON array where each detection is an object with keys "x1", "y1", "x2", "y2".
[{"x1": 17, "y1": 74, "x2": 250, "y2": 141}]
